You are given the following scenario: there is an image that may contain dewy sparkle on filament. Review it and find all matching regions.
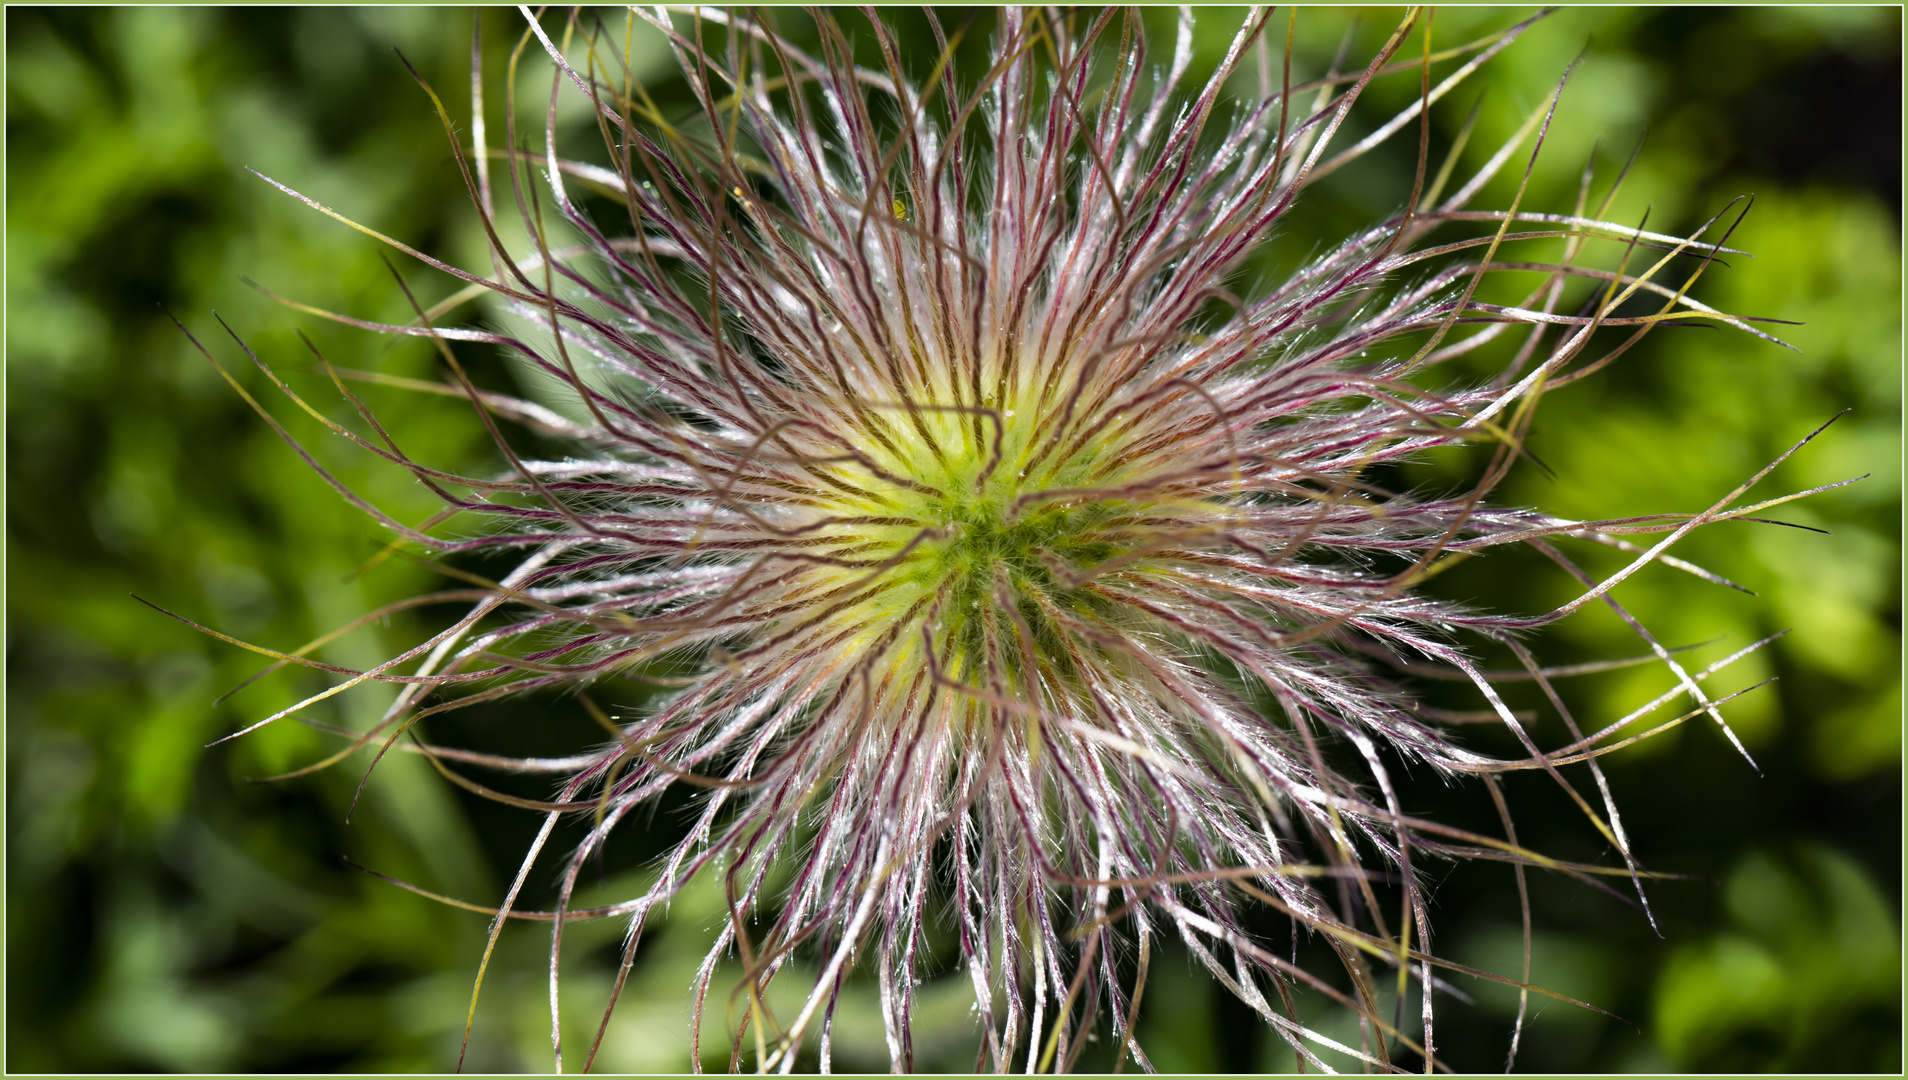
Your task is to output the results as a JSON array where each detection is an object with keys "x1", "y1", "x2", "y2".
[{"x1": 184, "y1": 7, "x2": 1847, "y2": 1073}]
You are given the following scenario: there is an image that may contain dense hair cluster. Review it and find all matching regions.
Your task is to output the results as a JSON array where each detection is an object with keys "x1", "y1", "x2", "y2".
[{"x1": 182, "y1": 7, "x2": 1840, "y2": 1072}]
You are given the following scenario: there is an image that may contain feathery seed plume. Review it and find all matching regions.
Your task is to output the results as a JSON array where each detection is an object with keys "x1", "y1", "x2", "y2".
[{"x1": 185, "y1": 6, "x2": 1846, "y2": 1073}]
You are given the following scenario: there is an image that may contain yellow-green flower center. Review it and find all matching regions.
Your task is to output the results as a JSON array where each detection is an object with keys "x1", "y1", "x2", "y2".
[{"x1": 798, "y1": 401, "x2": 1167, "y2": 695}]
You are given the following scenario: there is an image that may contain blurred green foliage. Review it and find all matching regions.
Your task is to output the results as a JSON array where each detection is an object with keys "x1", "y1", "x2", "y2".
[
  {"x1": 1655, "y1": 844, "x2": 1900, "y2": 1071},
  {"x1": 6, "y1": 6, "x2": 1899, "y2": 1072}
]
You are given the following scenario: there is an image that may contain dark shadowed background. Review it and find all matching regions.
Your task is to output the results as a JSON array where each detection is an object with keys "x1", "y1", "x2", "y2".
[{"x1": 7, "y1": 6, "x2": 1901, "y2": 1072}]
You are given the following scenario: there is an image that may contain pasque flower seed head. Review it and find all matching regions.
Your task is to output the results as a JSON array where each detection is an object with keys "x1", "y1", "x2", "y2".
[{"x1": 177, "y1": 6, "x2": 1850, "y2": 1073}]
